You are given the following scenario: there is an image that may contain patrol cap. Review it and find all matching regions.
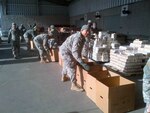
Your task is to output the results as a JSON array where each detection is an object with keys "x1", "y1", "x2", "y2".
[
  {"x1": 81, "y1": 25, "x2": 90, "y2": 31},
  {"x1": 12, "y1": 22, "x2": 16, "y2": 25},
  {"x1": 50, "y1": 25, "x2": 55, "y2": 29},
  {"x1": 88, "y1": 20, "x2": 92, "y2": 24}
]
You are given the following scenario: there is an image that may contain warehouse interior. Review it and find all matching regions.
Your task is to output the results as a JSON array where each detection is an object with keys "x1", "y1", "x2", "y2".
[{"x1": 0, "y1": 0, "x2": 150, "y2": 113}]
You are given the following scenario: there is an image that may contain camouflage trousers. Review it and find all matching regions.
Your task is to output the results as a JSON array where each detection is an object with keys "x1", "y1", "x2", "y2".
[
  {"x1": 34, "y1": 40, "x2": 49, "y2": 59},
  {"x1": 60, "y1": 50, "x2": 77, "y2": 83},
  {"x1": 11, "y1": 41, "x2": 20, "y2": 57},
  {"x1": 143, "y1": 58, "x2": 150, "y2": 113},
  {"x1": 24, "y1": 36, "x2": 32, "y2": 50}
]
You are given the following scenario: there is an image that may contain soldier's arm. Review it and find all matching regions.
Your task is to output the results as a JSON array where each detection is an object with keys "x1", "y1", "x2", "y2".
[
  {"x1": 72, "y1": 39, "x2": 83, "y2": 63},
  {"x1": 143, "y1": 59, "x2": 150, "y2": 81},
  {"x1": 8, "y1": 30, "x2": 11, "y2": 43},
  {"x1": 143, "y1": 59, "x2": 150, "y2": 103},
  {"x1": 31, "y1": 31, "x2": 36, "y2": 39},
  {"x1": 43, "y1": 36, "x2": 49, "y2": 51}
]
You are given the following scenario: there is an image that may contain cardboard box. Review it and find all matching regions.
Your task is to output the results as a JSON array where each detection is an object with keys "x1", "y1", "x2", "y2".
[
  {"x1": 76, "y1": 61, "x2": 95, "y2": 91},
  {"x1": 58, "y1": 52, "x2": 63, "y2": 66},
  {"x1": 86, "y1": 73, "x2": 97, "y2": 102},
  {"x1": 50, "y1": 48, "x2": 59, "y2": 62},
  {"x1": 76, "y1": 62, "x2": 108, "y2": 94},
  {"x1": 96, "y1": 76, "x2": 135, "y2": 113},
  {"x1": 76, "y1": 65, "x2": 87, "y2": 91},
  {"x1": 30, "y1": 40, "x2": 35, "y2": 50},
  {"x1": 85, "y1": 63, "x2": 111, "y2": 103}
]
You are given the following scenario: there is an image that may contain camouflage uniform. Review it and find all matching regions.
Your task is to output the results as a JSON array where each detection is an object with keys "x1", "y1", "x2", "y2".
[
  {"x1": 48, "y1": 26, "x2": 59, "y2": 48},
  {"x1": 59, "y1": 31, "x2": 86, "y2": 83},
  {"x1": 82, "y1": 38, "x2": 90, "y2": 58},
  {"x1": 143, "y1": 58, "x2": 150, "y2": 113},
  {"x1": 81, "y1": 21, "x2": 97, "y2": 58},
  {"x1": 23, "y1": 29, "x2": 37, "y2": 50},
  {"x1": 19, "y1": 24, "x2": 26, "y2": 42},
  {"x1": 33, "y1": 33, "x2": 50, "y2": 60},
  {"x1": 8, "y1": 24, "x2": 21, "y2": 58}
]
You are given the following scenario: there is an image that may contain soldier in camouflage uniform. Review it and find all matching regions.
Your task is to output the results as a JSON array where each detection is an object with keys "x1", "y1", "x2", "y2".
[
  {"x1": 23, "y1": 26, "x2": 38, "y2": 51},
  {"x1": 48, "y1": 25, "x2": 59, "y2": 48},
  {"x1": 82, "y1": 20, "x2": 98, "y2": 59},
  {"x1": 59, "y1": 25, "x2": 90, "y2": 92},
  {"x1": 8, "y1": 23, "x2": 21, "y2": 59},
  {"x1": 143, "y1": 58, "x2": 150, "y2": 113},
  {"x1": 19, "y1": 24, "x2": 26, "y2": 42},
  {"x1": 33, "y1": 27, "x2": 51, "y2": 63}
]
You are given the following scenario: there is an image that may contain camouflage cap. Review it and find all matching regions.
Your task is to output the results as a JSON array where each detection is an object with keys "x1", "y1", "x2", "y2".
[
  {"x1": 88, "y1": 20, "x2": 92, "y2": 23},
  {"x1": 12, "y1": 22, "x2": 16, "y2": 25},
  {"x1": 50, "y1": 25, "x2": 55, "y2": 29},
  {"x1": 81, "y1": 25, "x2": 90, "y2": 31}
]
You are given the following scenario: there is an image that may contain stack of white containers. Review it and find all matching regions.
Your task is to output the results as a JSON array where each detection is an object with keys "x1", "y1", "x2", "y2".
[
  {"x1": 108, "y1": 39, "x2": 149, "y2": 75},
  {"x1": 92, "y1": 31, "x2": 112, "y2": 62},
  {"x1": 138, "y1": 44, "x2": 150, "y2": 58}
]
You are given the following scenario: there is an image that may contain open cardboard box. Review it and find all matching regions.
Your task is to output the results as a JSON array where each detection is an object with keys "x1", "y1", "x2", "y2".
[
  {"x1": 76, "y1": 61, "x2": 135, "y2": 113},
  {"x1": 96, "y1": 76, "x2": 135, "y2": 113},
  {"x1": 76, "y1": 62, "x2": 110, "y2": 91},
  {"x1": 85, "y1": 64, "x2": 120, "y2": 103}
]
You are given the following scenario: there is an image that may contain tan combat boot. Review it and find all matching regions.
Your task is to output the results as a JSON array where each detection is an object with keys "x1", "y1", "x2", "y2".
[
  {"x1": 145, "y1": 105, "x2": 150, "y2": 113},
  {"x1": 45, "y1": 59, "x2": 50, "y2": 63},
  {"x1": 40, "y1": 58, "x2": 46, "y2": 63},
  {"x1": 61, "y1": 75, "x2": 70, "y2": 82},
  {"x1": 71, "y1": 82, "x2": 84, "y2": 92}
]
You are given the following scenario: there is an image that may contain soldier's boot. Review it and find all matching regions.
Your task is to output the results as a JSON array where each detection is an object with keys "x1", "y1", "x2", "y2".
[
  {"x1": 145, "y1": 104, "x2": 150, "y2": 113},
  {"x1": 145, "y1": 105, "x2": 150, "y2": 113},
  {"x1": 12, "y1": 51, "x2": 17, "y2": 59},
  {"x1": 145, "y1": 109, "x2": 150, "y2": 113},
  {"x1": 61, "y1": 75, "x2": 70, "y2": 82},
  {"x1": 45, "y1": 56, "x2": 51, "y2": 63},
  {"x1": 40, "y1": 58, "x2": 46, "y2": 63},
  {"x1": 71, "y1": 82, "x2": 83, "y2": 92},
  {"x1": 45, "y1": 59, "x2": 50, "y2": 63},
  {"x1": 27, "y1": 43, "x2": 31, "y2": 51},
  {"x1": 14, "y1": 55, "x2": 17, "y2": 59}
]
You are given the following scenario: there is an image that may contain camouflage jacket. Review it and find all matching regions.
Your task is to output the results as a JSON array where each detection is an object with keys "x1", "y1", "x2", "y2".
[{"x1": 59, "y1": 31, "x2": 86, "y2": 63}]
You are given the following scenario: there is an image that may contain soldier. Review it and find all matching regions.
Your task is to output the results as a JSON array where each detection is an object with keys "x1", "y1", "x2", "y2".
[
  {"x1": 87, "y1": 20, "x2": 93, "y2": 28},
  {"x1": 59, "y1": 25, "x2": 90, "y2": 92},
  {"x1": 23, "y1": 26, "x2": 38, "y2": 51},
  {"x1": 48, "y1": 25, "x2": 59, "y2": 48},
  {"x1": 143, "y1": 58, "x2": 150, "y2": 113},
  {"x1": 8, "y1": 22, "x2": 21, "y2": 59},
  {"x1": 33, "y1": 27, "x2": 51, "y2": 63},
  {"x1": 19, "y1": 24, "x2": 26, "y2": 42}
]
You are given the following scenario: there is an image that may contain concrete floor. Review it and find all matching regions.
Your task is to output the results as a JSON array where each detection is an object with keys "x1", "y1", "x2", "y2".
[{"x1": 0, "y1": 40, "x2": 145, "y2": 113}]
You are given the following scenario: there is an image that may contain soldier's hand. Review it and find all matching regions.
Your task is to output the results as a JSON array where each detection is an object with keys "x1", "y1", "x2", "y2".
[{"x1": 80, "y1": 62, "x2": 90, "y2": 71}]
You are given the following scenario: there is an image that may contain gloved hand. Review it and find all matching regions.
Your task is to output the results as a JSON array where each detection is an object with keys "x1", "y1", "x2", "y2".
[
  {"x1": 45, "y1": 48, "x2": 50, "y2": 53},
  {"x1": 80, "y1": 62, "x2": 90, "y2": 71},
  {"x1": 44, "y1": 47, "x2": 49, "y2": 52}
]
